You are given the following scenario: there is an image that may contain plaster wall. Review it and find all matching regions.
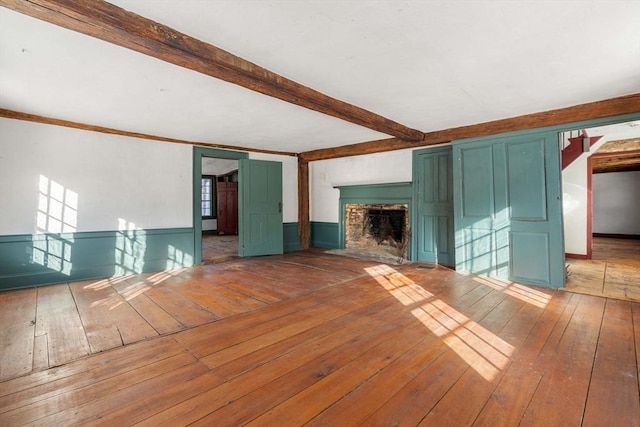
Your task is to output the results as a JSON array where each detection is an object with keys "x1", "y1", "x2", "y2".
[
  {"x1": 0, "y1": 118, "x2": 192, "y2": 235},
  {"x1": 310, "y1": 149, "x2": 414, "y2": 223},
  {"x1": 562, "y1": 155, "x2": 588, "y2": 254},
  {"x1": 593, "y1": 171, "x2": 640, "y2": 235},
  {"x1": 0, "y1": 119, "x2": 299, "y2": 237}
]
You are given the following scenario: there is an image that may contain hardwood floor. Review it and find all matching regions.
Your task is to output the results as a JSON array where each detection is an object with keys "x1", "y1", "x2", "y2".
[
  {"x1": 201, "y1": 234, "x2": 239, "y2": 264},
  {"x1": 1, "y1": 250, "x2": 639, "y2": 426},
  {"x1": 565, "y1": 237, "x2": 640, "y2": 302}
]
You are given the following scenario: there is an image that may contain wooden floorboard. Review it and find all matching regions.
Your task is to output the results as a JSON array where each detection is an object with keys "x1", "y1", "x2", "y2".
[
  {"x1": 583, "y1": 299, "x2": 640, "y2": 427},
  {"x1": 34, "y1": 284, "x2": 90, "y2": 369},
  {"x1": 0, "y1": 288, "x2": 37, "y2": 380},
  {"x1": 565, "y1": 237, "x2": 640, "y2": 302},
  {"x1": 519, "y1": 294, "x2": 605, "y2": 426},
  {"x1": 1, "y1": 250, "x2": 639, "y2": 426}
]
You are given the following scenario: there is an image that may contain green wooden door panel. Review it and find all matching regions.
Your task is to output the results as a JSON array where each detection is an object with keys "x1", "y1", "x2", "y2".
[
  {"x1": 413, "y1": 147, "x2": 455, "y2": 265},
  {"x1": 460, "y1": 145, "x2": 496, "y2": 219},
  {"x1": 510, "y1": 231, "x2": 550, "y2": 284},
  {"x1": 239, "y1": 159, "x2": 283, "y2": 256},
  {"x1": 505, "y1": 138, "x2": 547, "y2": 220},
  {"x1": 454, "y1": 130, "x2": 564, "y2": 288}
]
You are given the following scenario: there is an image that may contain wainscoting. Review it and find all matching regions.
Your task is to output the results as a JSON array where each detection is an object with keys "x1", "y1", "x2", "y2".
[{"x1": 0, "y1": 228, "x2": 194, "y2": 290}]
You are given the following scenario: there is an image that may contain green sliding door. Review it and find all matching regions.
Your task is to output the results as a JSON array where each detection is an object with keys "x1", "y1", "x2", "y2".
[{"x1": 453, "y1": 130, "x2": 564, "y2": 287}]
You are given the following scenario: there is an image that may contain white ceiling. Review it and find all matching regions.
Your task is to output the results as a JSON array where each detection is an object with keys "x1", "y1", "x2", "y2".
[{"x1": 1, "y1": 1, "x2": 639, "y2": 153}]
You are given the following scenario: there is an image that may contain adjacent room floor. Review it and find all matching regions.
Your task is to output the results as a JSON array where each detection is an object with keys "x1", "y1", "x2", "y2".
[
  {"x1": 1, "y1": 250, "x2": 639, "y2": 426},
  {"x1": 201, "y1": 234, "x2": 239, "y2": 265},
  {"x1": 564, "y1": 237, "x2": 640, "y2": 302}
]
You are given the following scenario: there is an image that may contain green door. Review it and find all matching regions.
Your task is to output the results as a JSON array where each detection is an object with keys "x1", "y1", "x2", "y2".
[
  {"x1": 238, "y1": 159, "x2": 283, "y2": 256},
  {"x1": 453, "y1": 130, "x2": 564, "y2": 288},
  {"x1": 413, "y1": 147, "x2": 455, "y2": 265}
]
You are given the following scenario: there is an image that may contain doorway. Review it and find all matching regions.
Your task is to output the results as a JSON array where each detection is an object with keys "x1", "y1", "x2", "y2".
[
  {"x1": 201, "y1": 157, "x2": 239, "y2": 264},
  {"x1": 561, "y1": 118, "x2": 640, "y2": 300},
  {"x1": 192, "y1": 147, "x2": 247, "y2": 264}
]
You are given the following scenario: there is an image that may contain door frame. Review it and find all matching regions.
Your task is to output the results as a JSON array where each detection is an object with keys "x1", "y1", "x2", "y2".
[{"x1": 192, "y1": 147, "x2": 247, "y2": 264}]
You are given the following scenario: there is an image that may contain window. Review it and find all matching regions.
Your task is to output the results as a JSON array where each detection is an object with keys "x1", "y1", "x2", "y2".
[{"x1": 201, "y1": 175, "x2": 216, "y2": 219}]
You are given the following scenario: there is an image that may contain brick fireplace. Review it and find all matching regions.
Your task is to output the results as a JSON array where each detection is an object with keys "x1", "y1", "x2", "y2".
[
  {"x1": 335, "y1": 182, "x2": 413, "y2": 262},
  {"x1": 345, "y1": 203, "x2": 409, "y2": 259}
]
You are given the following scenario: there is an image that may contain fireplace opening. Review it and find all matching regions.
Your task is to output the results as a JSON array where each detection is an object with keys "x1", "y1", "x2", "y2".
[
  {"x1": 365, "y1": 209, "x2": 405, "y2": 243},
  {"x1": 345, "y1": 203, "x2": 409, "y2": 261}
]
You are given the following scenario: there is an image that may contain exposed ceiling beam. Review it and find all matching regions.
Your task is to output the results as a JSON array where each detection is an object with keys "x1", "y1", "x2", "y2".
[
  {"x1": 0, "y1": 0, "x2": 425, "y2": 142},
  {"x1": 592, "y1": 150, "x2": 640, "y2": 174},
  {"x1": 593, "y1": 137, "x2": 640, "y2": 154},
  {"x1": 0, "y1": 108, "x2": 298, "y2": 156},
  {"x1": 299, "y1": 93, "x2": 640, "y2": 162}
]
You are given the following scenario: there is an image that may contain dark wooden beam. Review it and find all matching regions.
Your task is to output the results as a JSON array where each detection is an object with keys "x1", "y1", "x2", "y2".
[
  {"x1": 299, "y1": 93, "x2": 640, "y2": 162},
  {"x1": 298, "y1": 159, "x2": 310, "y2": 249},
  {"x1": 1, "y1": 0, "x2": 424, "y2": 141},
  {"x1": 592, "y1": 149, "x2": 640, "y2": 174},
  {"x1": 0, "y1": 108, "x2": 297, "y2": 156}
]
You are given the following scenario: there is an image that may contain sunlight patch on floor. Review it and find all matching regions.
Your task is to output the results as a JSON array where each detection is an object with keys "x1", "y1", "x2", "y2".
[
  {"x1": 366, "y1": 264, "x2": 515, "y2": 381},
  {"x1": 473, "y1": 275, "x2": 551, "y2": 308}
]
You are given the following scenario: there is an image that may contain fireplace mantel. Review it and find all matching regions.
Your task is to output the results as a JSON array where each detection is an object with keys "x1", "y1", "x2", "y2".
[
  {"x1": 334, "y1": 182, "x2": 412, "y2": 201},
  {"x1": 334, "y1": 182, "x2": 413, "y2": 258}
]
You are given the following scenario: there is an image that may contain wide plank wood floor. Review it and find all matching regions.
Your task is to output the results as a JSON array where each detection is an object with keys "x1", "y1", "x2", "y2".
[
  {"x1": 1, "y1": 250, "x2": 639, "y2": 426},
  {"x1": 565, "y1": 237, "x2": 640, "y2": 302}
]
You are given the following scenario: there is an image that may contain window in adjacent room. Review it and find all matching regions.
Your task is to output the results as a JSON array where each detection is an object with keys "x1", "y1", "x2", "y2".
[{"x1": 201, "y1": 175, "x2": 216, "y2": 219}]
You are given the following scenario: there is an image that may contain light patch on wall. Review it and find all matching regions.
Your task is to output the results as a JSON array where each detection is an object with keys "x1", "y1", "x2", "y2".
[
  {"x1": 114, "y1": 218, "x2": 146, "y2": 276},
  {"x1": 562, "y1": 183, "x2": 583, "y2": 216},
  {"x1": 32, "y1": 175, "x2": 78, "y2": 275},
  {"x1": 166, "y1": 244, "x2": 193, "y2": 270}
]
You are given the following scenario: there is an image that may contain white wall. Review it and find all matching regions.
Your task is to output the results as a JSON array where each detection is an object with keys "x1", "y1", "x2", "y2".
[
  {"x1": 562, "y1": 155, "x2": 589, "y2": 254},
  {"x1": 0, "y1": 119, "x2": 300, "y2": 237},
  {"x1": 0, "y1": 118, "x2": 192, "y2": 235},
  {"x1": 250, "y1": 152, "x2": 298, "y2": 223},
  {"x1": 593, "y1": 171, "x2": 640, "y2": 235},
  {"x1": 310, "y1": 148, "x2": 414, "y2": 223}
]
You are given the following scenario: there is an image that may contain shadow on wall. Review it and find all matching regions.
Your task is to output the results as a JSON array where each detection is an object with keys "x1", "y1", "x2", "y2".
[{"x1": 0, "y1": 175, "x2": 194, "y2": 290}]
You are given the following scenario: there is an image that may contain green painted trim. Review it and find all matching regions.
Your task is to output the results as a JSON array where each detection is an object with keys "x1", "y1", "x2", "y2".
[
  {"x1": 283, "y1": 222, "x2": 302, "y2": 252},
  {"x1": 335, "y1": 182, "x2": 414, "y2": 258},
  {"x1": 334, "y1": 182, "x2": 413, "y2": 200},
  {"x1": 311, "y1": 222, "x2": 340, "y2": 249},
  {"x1": 193, "y1": 147, "x2": 247, "y2": 263},
  {"x1": 0, "y1": 228, "x2": 194, "y2": 291}
]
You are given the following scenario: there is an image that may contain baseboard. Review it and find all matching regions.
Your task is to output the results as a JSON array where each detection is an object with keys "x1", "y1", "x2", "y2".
[
  {"x1": 593, "y1": 233, "x2": 640, "y2": 240},
  {"x1": 311, "y1": 222, "x2": 340, "y2": 249},
  {"x1": 283, "y1": 222, "x2": 302, "y2": 253},
  {"x1": 565, "y1": 253, "x2": 589, "y2": 260}
]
